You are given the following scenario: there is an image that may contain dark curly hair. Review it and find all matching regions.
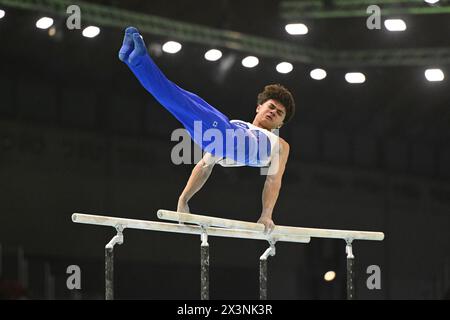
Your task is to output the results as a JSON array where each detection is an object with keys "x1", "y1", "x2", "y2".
[{"x1": 256, "y1": 84, "x2": 295, "y2": 124}]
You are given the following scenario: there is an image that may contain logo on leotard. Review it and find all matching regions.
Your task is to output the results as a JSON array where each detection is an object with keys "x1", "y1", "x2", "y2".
[{"x1": 232, "y1": 121, "x2": 249, "y2": 129}]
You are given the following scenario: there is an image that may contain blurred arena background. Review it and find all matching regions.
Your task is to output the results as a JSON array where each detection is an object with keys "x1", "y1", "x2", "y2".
[{"x1": 0, "y1": 0, "x2": 449, "y2": 299}]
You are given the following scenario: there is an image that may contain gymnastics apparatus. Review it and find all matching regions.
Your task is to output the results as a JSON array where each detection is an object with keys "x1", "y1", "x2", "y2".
[{"x1": 72, "y1": 210, "x2": 384, "y2": 300}]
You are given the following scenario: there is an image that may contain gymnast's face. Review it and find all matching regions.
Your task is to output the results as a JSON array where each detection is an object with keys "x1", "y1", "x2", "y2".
[{"x1": 255, "y1": 99, "x2": 286, "y2": 130}]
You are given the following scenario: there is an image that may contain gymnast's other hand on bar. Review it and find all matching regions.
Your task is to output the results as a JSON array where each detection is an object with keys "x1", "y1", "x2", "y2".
[
  {"x1": 257, "y1": 216, "x2": 275, "y2": 234},
  {"x1": 177, "y1": 197, "x2": 190, "y2": 213}
]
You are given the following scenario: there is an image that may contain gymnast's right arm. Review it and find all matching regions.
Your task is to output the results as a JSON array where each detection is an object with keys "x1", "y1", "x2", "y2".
[{"x1": 177, "y1": 153, "x2": 217, "y2": 213}]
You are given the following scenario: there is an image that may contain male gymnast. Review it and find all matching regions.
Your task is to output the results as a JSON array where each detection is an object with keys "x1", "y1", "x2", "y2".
[{"x1": 119, "y1": 27, "x2": 295, "y2": 233}]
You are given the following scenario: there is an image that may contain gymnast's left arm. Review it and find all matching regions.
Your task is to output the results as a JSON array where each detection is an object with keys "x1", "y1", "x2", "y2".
[{"x1": 257, "y1": 139, "x2": 290, "y2": 233}]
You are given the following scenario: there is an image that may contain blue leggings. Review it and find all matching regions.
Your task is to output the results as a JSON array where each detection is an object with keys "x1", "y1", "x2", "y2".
[{"x1": 126, "y1": 52, "x2": 269, "y2": 165}]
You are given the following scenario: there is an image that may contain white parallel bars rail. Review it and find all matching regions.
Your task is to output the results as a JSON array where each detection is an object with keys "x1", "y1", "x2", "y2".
[
  {"x1": 71, "y1": 213, "x2": 311, "y2": 243},
  {"x1": 157, "y1": 210, "x2": 385, "y2": 242}
]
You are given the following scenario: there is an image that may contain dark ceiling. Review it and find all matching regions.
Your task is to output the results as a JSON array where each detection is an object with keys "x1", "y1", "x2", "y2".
[{"x1": 97, "y1": 0, "x2": 450, "y2": 49}]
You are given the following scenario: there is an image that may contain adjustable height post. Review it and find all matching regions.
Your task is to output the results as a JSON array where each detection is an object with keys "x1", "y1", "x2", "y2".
[
  {"x1": 105, "y1": 225, "x2": 124, "y2": 300},
  {"x1": 259, "y1": 240, "x2": 276, "y2": 300},
  {"x1": 200, "y1": 227, "x2": 209, "y2": 300},
  {"x1": 346, "y1": 239, "x2": 355, "y2": 300}
]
